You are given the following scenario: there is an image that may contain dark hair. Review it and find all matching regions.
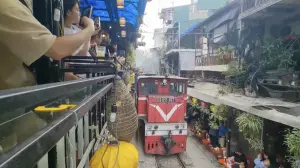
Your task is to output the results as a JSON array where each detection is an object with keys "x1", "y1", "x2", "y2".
[{"x1": 63, "y1": 0, "x2": 79, "y2": 18}]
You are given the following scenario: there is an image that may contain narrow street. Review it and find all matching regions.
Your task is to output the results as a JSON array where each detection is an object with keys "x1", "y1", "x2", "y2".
[{"x1": 132, "y1": 131, "x2": 221, "y2": 168}]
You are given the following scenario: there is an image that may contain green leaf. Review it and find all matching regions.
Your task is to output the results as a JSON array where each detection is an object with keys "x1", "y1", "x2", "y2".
[{"x1": 236, "y1": 112, "x2": 263, "y2": 150}]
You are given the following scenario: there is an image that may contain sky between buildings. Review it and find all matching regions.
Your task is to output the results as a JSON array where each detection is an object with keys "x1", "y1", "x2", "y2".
[{"x1": 141, "y1": 0, "x2": 192, "y2": 49}]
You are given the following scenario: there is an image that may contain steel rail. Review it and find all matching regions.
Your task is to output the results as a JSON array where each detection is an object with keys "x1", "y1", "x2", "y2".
[
  {"x1": 177, "y1": 155, "x2": 186, "y2": 168},
  {"x1": 0, "y1": 75, "x2": 115, "y2": 113},
  {"x1": 0, "y1": 83, "x2": 113, "y2": 168},
  {"x1": 156, "y1": 155, "x2": 186, "y2": 168}
]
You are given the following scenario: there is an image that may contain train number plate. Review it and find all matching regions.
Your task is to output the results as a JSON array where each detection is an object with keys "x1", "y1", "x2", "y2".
[{"x1": 158, "y1": 97, "x2": 175, "y2": 103}]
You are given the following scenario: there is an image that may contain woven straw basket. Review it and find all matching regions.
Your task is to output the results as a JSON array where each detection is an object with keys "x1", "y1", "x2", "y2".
[
  {"x1": 123, "y1": 71, "x2": 130, "y2": 86},
  {"x1": 106, "y1": 77, "x2": 138, "y2": 142}
]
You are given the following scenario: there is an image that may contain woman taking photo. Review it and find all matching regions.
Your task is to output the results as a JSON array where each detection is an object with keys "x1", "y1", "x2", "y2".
[{"x1": 63, "y1": 0, "x2": 97, "y2": 80}]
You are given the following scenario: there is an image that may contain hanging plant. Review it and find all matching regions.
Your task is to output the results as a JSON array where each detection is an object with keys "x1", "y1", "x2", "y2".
[
  {"x1": 284, "y1": 128, "x2": 300, "y2": 167},
  {"x1": 236, "y1": 113, "x2": 264, "y2": 151},
  {"x1": 210, "y1": 104, "x2": 228, "y2": 121},
  {"x1": 209, "y1": 104, "x2": 228, "y2": 129}
]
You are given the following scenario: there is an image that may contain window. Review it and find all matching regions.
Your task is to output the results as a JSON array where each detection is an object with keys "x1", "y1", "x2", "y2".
[
  {"x1": 169, "y1": 82, "x2": 186, "y2": 96},
  {"x1": 139, "y1": 81, "x2": 158, "y2": 95}
]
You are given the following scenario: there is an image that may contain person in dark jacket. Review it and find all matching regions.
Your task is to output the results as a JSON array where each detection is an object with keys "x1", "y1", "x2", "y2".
[{"x1": 231, "y1": 150, "x2": 248, "y2": 168}]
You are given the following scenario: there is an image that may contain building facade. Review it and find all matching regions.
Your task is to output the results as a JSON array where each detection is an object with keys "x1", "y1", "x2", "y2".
[
  {"x1": 153, "y1": 28, "x2": 164, "y2": 49},
  {"x1": 159, "y1": 0, "x2": 227, "y2": 75}
]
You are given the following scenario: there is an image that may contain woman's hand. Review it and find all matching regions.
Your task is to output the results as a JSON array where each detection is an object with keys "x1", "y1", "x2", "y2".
[
  {"x1": 92, "y1": 28, "x2": 101, "y2": 36},
  {"x1": 81, "y1": 16, "x2": 94, "y2": 29}
]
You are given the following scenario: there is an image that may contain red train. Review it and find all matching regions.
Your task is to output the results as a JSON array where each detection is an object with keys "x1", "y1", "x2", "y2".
[{"x1": 136, "y1": 75, "x2": 188, "y2": 155}]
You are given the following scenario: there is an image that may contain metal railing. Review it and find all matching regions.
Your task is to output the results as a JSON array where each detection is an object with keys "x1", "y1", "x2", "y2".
[
  {"x1": 167, "y1": 42, "x2": 179, "y2": 51},
  {"x1": 242, "y1": 0, "x2": 277, "y2": 12},
  {"x1": 195, "y1": 54, "x2": 234, "y2": 66},
  {"x1": 0, "y1": 57, "x2": 120, "y2": 168}
]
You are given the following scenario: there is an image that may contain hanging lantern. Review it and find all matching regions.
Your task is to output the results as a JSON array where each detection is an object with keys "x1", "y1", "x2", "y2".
[
  {"x1": 117, "y1": 0, "x2": 124, "y2": 8},
  {"x1": 120, "y1": 17, "x2": 126, "y2": 27},
  {"x1": 121, "y1": 30, "x2": 126, "y2": 37}
]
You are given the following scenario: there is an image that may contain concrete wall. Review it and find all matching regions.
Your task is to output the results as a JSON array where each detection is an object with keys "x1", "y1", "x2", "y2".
[
  {"x1": 171, "y1": 0, "x2": 227, "y2": 35},
  {"x1": 173, "y1": 5, "x2": 202, "y2": 35},
  {"x1": 197, "y1": 0, "x2": 226, "y2": 10}
]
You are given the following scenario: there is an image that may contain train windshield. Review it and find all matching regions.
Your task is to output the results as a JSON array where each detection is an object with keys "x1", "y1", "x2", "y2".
[
  {"x1": 138, "y1": 79, "x2": 186, "y2": 96},
  {"x1": 169, "y1": 82, "x2": 186, "y2": 96},
  {"x1": 139, "y1": 80, "x2": 158, "y2": 95}
]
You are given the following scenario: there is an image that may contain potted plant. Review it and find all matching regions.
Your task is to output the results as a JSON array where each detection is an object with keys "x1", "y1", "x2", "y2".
[
  {"x1": 216, "y1": 46, "x2": 233, "y2": 63},
  {"x1": 194, "y1": 121, "x2": 202, "y2": 138},
  {"x1": 284, "y1": 128, "x2": 300, "y2": 168}
]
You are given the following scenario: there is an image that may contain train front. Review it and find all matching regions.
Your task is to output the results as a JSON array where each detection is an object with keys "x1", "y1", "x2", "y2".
[{"x1": 137, "y1": 76, "x2": 188, "y2": 155}]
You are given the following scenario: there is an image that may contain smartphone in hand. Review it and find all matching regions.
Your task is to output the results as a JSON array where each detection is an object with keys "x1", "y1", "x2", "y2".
[
  {"x1": 80, "y1": 6, "x2": 93, "y2": 27},
  {"x1": 82, "y1": 5, "x2": 93, "y2": 17}
]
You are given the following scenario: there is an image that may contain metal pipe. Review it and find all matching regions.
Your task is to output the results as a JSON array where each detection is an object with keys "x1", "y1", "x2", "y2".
[
  {"x1": 77, "y1": 139, "x2": 96, "y2": 168},
  {"x1": 226, "y1": 107, "x2": 233, "y2": 158},
  {"x1": 0, "y1": 83, "x2": 113, "y2": 168},
  {"x1": 178, "y1": 22, "x2": 180, "y2": 50},
  {"x1": 94, "y1": 122, "x2": 107, "y2": 152}
]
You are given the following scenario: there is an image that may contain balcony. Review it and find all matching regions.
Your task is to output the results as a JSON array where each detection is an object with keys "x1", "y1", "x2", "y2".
[
  {"x1": 194, "y1": 54, "x2": 234, "y2": 72},
  {"x1": 240, "y1": 0, "x2": 281, "y2": 19},
  {"x1": 240, "y1": 0, "x2": 300, "y2": 20}
]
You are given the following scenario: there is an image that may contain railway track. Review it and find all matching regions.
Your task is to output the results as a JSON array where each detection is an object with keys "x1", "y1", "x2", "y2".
[{"x1": 156, "y1": 155, "x2": 186, "y2": 168}]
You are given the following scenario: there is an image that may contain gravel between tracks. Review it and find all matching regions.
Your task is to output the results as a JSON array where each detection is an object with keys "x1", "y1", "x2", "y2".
[{"x1": 156, "y1": 155, "x2": 186, "y2": 168}]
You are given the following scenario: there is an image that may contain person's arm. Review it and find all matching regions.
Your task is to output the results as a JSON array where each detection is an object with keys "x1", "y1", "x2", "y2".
[
  {"x1": 65, "y1": 72, "x2": 79, "y2": 81},
  {"x1": 47, "y1": 20, "x2": 94, "y2": 59},
  {"x1": 77, "y1": 37, "x2": 91, "y2": 56},
  {"x1": 0, "y1": 4, "x2": 94, "y2": 65}
]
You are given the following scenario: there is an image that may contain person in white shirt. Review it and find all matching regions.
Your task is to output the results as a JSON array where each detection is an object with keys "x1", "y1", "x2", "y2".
[{"x1": 63, "y1": 0, "x2": 95, "y2": 80}]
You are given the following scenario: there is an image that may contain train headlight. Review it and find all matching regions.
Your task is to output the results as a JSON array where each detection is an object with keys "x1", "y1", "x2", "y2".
[
  {"x1": 154, "y1": 125, "x2": 158, "y2": 129},
  {"x1": 162, "y1": 79, "x2": 167, "y2": 86},
  {"x1": 175, "y1": 125, "x2": 179, "y2": 129},
  {"x1": 147, "y1": 125, "x2": 152, "y2": 130}
]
